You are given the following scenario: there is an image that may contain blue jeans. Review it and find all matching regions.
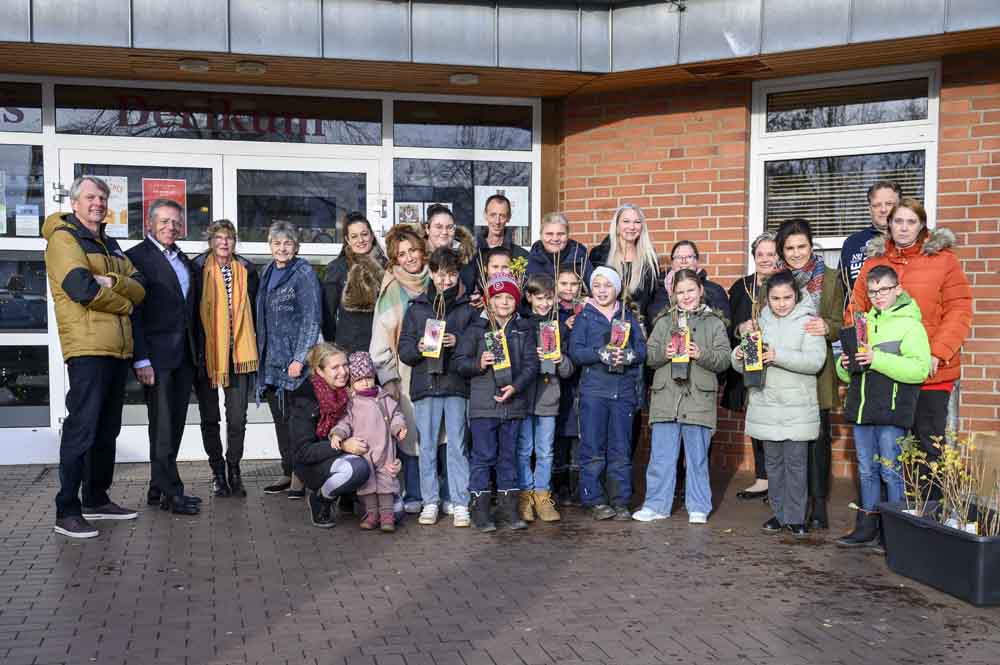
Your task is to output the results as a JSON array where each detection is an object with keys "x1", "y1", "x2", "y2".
[
  {"x1": 854, "y1": 424, "x2": 906, "y2": 510},
  {"x1": 414, "y1": 396, "x2": 470, "y2": 508},
  {"x1": 469, "y1": 418, "x2": 521, "y2": 492},
  {"x1": 644, "y1": 422, "x2": 712, "y2": 516},
  {"x1": 517, "y1": 415, "x2": 557, "y2": 491},
  {"x1": 398, "y1": 450, "x2": 422, "y2": 504},
  {"x1": 578, "y1": 395, "x2": 635, "y2": 507}
]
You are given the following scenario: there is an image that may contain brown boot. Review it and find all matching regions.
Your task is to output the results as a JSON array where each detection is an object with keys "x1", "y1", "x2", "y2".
[
  {"x1": 533, "y1": 490, "x2": 561, "y2": 522},
  {"x1": 518, "y1": 490, "x2": 535, "y2": 522}
]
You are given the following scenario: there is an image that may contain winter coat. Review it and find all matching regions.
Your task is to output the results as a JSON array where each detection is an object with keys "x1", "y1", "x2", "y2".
[
  {"x1": 569, "y1": 301, "x2": 647, "y2": 407},
  {"x1": 397, "y1": 288, "x2": 477, "y2": 401},
  {"x1": 321, "y1": 247, "x2": 386, "y2": 354},
  {"x1": 287, "y1": 379, "x2": 353, "y2": 490},
  {"x1": 256, "y1": 258, "x2": 322, "y2": 395},
  {"x1": 526, "y1": 238, "x2": 594, "y2": 287},
  {"x1": 588, "y1": 235, "x2": 661, "y2": 332},
  {"x1": 836, "y1": 292, "x2": 931, "y2": 428},
  {"x1": 840, "y1": 225, "x2": 881, "y2": 292},
  {"x1": 851, "y1": 227, "x2": 972, "y2": 387},
  {"x1": 812, "y1": 269, "x2": 846, "y2": 411},
  {"x1": 556, "y1": 305, "x2": 583, "y2": 437},
  {"x1": 42, "y1": 212, "x2": 146, "y2": 361},
  {"x1": 191, "y1": 251, "x2": 260, "y2": 372},
  {"x1": 454, "y1": 313, "x2": 539, "y2": 420},
  {"x1": 521, "y1": 312, "x2": 575, "y2": 417},
  {"x1": 721, "y1": 274, "x2": 766, "y2": 411},
  {"x1": 647, "y1": 306, "x2": 731, "y2": 431},
  {"x1": 648, "y1": 269, "x2": 732, "y2": 326},
  {"x1": 733, "y1": 298, "x2": 827, "y2": 442},
  {"x1": 474, "y1": 225, "x2": 529, "y2": 264},
  {"x1": 332, "y1": 388, "x2": 405, "y2": 496}
]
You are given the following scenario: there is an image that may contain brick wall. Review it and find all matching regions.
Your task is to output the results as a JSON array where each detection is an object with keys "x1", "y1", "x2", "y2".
[{"x1": 938, "y1": 51, "x2": 1000, "y2": 435}]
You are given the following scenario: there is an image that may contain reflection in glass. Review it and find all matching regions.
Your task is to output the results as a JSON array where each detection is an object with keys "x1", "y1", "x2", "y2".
[
  {"x1": 72, "y1": 164, "x2": 213, "y2": 241},
  {"x1": 395, "y1": 101, "x2": 532, "y2": 151},
  {"x1": 0, "y1": 346, "x2": 49, "y2": 428},
  {"x1": 394, "y1": 159, "x2": 532, "y2": 246},
  {"x1": 766, "y1": 79, "x2": 928, "y2": 132},
  {"x1": 236, "y1": 170, "x2": 366, "y2": 243},
  {"x1": 0, "y1": 145, "x2": 45, "y2": 238},
  {"x1": 765, "y1": 150, "x2": 925, "y2": 237},
  {"x1": 0, "y1": 82, "x2": 42, "y2": 133},
  {"x1": 56, "y1": 86, "x2": 381, "y2": 145},
  {"x1": 0, "y1": 251, "x2": 46, "y2": 331}
]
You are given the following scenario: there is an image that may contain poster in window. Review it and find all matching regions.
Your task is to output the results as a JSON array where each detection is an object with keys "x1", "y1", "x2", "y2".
[
  {"x1": 92, "y1": 175, "x2": 129, "y2": 239},
  {"x1": 395, "y1": 202, "x2": 422, "y2": 226},
  {"x1": 15, "y1": 205, "x2": 39, "y2": 236},
  {"x1": 474, "y1": 185, "x2": 529, "y2": 227},
  {"x1": 142, "y1": 178, "x2": 187, "y2": 237}
]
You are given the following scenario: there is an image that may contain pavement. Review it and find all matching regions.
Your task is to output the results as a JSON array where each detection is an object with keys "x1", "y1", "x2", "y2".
[{"x1": 1, "y1": 461, "x2": 999, "y2": 665}]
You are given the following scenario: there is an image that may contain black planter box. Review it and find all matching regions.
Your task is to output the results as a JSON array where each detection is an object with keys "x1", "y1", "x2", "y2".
[{"x1": 881, "y1": 501, "x2": 1000, "y2": 606}]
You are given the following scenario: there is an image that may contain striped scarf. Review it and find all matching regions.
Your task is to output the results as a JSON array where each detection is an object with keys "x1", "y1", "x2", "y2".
[
  {"x1": 789, "y1": 254, "x2": 826, "y2": 309},
  {"x1": 200, "y1": 254, "x2": 258, "y2": 387}
]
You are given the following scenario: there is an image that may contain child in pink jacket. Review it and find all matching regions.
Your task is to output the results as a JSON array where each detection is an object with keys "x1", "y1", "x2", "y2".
[{"x1": 331, "y1": 352, "x2": 407, "y2": 532}]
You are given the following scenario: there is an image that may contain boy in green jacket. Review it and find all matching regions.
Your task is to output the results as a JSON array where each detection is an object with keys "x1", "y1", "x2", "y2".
[{"x1": 836, "y1": 265, "x2": 930, "y2": 547}]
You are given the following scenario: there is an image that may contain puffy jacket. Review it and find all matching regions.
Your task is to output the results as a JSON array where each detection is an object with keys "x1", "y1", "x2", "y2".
[
  {"x1": 836, "y1": 292, "x2": 931, "y2": 428},
  {"x1": 42, "y1": 212, "x2": 146, "y2": 361},
  {"x1": 851, "y1": 227, "x2": 972, "y2": 387},
  {"x1": 526, "y1": 238, "x2": 594, "y2": 286},
  {"x1": 569, "y1": 301, "x2": 647, "y2": 405},
  {"x1": 521, "y1": 312, "x2": 575, "y2": 417},
  {"x1": 588, "y1": 235, "x2": 661, "y2": 331},
  {"x1": 733, "y1": 298, "x2": 827, "y2": 442},
  {"x1": 191, "y1": 251, "x2": 260, "y2": 372},
  {"x1": 321, "y1": 247, "x2": 386, "y2": 354},
  {"x1": 647, "y1": 306, "x2": 731, "y2": 431},
  {"x1": 397, "y1": 287, "x2": 477, "y2": 401},
  {"x1": 256, "y1": 258, "x2": 322, "y2": 395},
  {"x1": 454, "y1": 313, "x2": 539, "y2": 420}
]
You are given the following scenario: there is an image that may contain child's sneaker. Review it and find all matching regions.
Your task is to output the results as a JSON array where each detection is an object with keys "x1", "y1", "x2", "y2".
[
  {"x1": 632, "y1": 507, "x2": 668, "y2": 522},
  {"x1": 442, "y1": 501, "x2": 455, "y2": 515},
  {"x1": 688, "y1": 512, "x2": 708, "y2": 524},
  {"x1": 453, "y1": 505, "x2": 471, "y2": 528},
  {"x1": 591, "y1": 504, "x2": 616, "y2": 521},
  {"x1": 418, "y1": 503, "x2": 439, "y2": 525},
  {"x1": 380, "y1": 511, "x2": 396, "y2": 533},
  {"x1": 403, "y1": 500, "x2": 423, "y2": 514},
  {"x1": 613, "y1": 505, "x2": 631, "y2": 521},
  {"x1": 360, "y1": 512, "x2": 379, "y2": 530}
]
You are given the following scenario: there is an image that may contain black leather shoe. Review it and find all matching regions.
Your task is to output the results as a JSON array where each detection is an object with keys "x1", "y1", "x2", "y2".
[
  {"x1": 160, "y1": 496, "x2": 200, "y2": 515},
  {"x1": 736, "y1": 489, "x2": 768, "y2": 501},
  {"x1": 761, "y1": 517, "x2": 783, "y2": 534},
  {"x1": 808, "y1": 517, "x2": 829, "y2": 531},
  {"x1": 178, "y1": 495, "x2": 202, "y2": 505},
  {"x1": 264, "y1": 479, "x2": 292, "y2": 494},
  {"x1": 786, "y1": 523, "x2": 809, "y2": 538},
  {"x1": 147, "y1": 488, "x2": 162, "y2": 506}
]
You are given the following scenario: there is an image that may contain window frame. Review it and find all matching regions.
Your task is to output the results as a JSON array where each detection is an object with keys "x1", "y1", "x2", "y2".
[{"x1": 748, "y1": 62, "x2": 940, "y2": 253}]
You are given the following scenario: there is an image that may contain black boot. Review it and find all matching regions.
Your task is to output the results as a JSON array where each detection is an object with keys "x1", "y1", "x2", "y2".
[
  {"x1": 564, "y1": 468, "x2": 581, "y2": 506},
  {"x1": 470, "y1": 491, "x2": 496, "y2": 533},
  {"x1": 836, "y1": 512, "x2": 880, "y2": 547},
  {"x1": 211, "y1": 461, "x2": 231, "y2": 497},
  {"x1": 808, "y1": 497, "x2": 829, "y2": 530},
  {"x1": 227, "y1": 462, "x2": 247, "y2": 497},
  {"x1": 501, "y1": 490, "x2": 527, "y2": 530}
]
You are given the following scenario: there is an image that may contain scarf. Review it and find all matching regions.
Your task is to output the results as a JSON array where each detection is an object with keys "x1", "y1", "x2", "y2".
[
  {"x1": 788, "y1": 253, "x2": 826, "y2": 308},
  {"x1": 312, "y1": 373, "x2": 350, "y2": 440},
  {"x1": 200, "y1": 254, "x2": 258, "y2": 388},
  {"x1": 391, "y1": 264, "x2": 430, "y2": 299}
]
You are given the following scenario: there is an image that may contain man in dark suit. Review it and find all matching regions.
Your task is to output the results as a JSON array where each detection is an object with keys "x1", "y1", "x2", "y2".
[{"x1": 127, "y1": 199, "x2": 201, "y2": 515}]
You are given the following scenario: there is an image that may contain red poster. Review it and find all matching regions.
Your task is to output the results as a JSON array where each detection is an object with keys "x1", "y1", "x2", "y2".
[{"x1": 142, "y1": 178, "x2": 188, "y2": 237}]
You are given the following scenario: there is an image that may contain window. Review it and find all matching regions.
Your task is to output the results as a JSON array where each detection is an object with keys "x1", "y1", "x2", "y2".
[
  {"x1": 0, "y1": 82, "x2": 42, "y2": 133},
  {"x1": 750, "y1": 64, "x2": 939, "y2": 251},
  {"x1": 0, "y1": 145, "x2": 45, "y2": 238},
  {"x1": 0, "y1": 346, "x2": 49, "y2": 428},
  {"x1": 56, "y1": 86, "x2": 381, "y2": 145},
  {"x1": 394, "y1": 101, "x2": 532, "y2": 151},
  {"x1": 0, "y1": 251, "x2": 46, "y2": 331},
  {"x1": 394, "y1": 158, "x2": 532, "y2": 246}
]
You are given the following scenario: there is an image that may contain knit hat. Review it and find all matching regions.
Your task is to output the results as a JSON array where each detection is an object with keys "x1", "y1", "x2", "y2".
[
  {"x1": 488, "y1": 271, "x2": 521, "y2": 307},
  {"x1": 590, "y1": 266, "x2": 622, "y2": 297},
  {"x1": 348, "y1": 351, "x2": 376, "y2": 383}
]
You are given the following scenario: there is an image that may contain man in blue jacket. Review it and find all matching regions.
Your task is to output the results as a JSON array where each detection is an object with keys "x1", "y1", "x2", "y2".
[{"x1": 839, "y1": 180, "x2": 901, "y2": 293}]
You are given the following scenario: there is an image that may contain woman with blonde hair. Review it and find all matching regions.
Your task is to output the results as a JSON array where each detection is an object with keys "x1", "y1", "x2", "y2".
[{"x1": 588, "y1": 203, "x2": 661, "y2": 332}]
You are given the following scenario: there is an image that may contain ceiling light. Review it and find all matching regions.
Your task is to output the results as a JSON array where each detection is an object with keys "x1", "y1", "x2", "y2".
[
  {"x1": 449, "y1": 72, "x2": 479, "y2": 86},
  {"x1": 178, "y1": 58, "x2": 210, "y2": 73},
  {"x1": 236, "y1": 61, "x2": 268, "y2": 75}
]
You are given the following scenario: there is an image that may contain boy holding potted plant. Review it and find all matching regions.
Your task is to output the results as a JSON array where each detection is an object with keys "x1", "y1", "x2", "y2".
[{"x1": 836, "y1": 265, "x2": 931, "y2": 547}]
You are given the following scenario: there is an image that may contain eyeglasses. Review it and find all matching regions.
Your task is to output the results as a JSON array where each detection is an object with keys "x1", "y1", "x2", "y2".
[
  {"x1": 867, "y1": 285, "x2": 898, "y2": 298},
  {"x1": 673, "y1": 254, "x2": 696, "y2": 262}
]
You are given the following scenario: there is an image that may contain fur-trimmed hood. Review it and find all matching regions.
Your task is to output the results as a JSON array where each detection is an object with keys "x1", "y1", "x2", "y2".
[{"x1": 865, "y1": 227, "x2": 956, "y2": 259}]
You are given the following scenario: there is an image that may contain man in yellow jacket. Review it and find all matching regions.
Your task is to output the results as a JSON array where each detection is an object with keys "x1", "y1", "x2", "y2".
[{"x1": 44, "y1": 176, "x2": 146, "y2": 538}]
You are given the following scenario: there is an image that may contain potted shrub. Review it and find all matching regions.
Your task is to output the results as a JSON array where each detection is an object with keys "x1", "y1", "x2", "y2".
[{"x1": 880, "y1": 433, "x2": 1000, "y2": 606}]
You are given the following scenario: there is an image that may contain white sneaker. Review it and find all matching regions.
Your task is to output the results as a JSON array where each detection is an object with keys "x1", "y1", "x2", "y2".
[
  {"x1": 403, "y1": 500, "x2": 423, "y2": 514},
  {"x1": 632, "y1": 507, "x2": 668, "y2": 522},
  {"x1": 441, "y1": 501, "x2": 455, "y2": 515},
  {"x1": 452, "y1": 506, "x2": 471, "y2": 528},
  {"x1": 418, "y1": 503, "x2": 439, "y2": 525},
  {"x1": 688, "y1": 512, "x2": 708, "y2": 524}
]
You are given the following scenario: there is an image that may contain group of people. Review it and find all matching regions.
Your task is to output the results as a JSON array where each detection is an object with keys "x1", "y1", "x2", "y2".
[{"x1": 45, "y1": 176, "x2": 972, "y2": 544}]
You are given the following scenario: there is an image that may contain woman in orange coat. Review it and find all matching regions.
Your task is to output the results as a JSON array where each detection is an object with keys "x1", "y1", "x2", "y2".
[{"x1": 850, "y1": 198, "x2": 972, "y2": 469}]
